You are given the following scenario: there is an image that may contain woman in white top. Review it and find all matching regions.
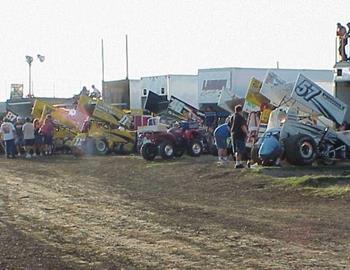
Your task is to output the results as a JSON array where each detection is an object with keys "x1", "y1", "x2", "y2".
[{"x1": 0, "y1": 119, "x2": 16, "y2": 158}]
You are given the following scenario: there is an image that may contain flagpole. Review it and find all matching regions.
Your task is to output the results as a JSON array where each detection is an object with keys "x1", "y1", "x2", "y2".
[
  {"x1": 126, "y1": 34, "x2": 129, "y2": 80},
  {"x1": 101, "y1": 38, "x2": 105, "y2": 94}
]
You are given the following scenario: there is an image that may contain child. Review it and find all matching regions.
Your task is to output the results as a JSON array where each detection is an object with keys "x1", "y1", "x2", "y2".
[{"x1": 22, "y1": 117, "x2": 35, "y2": 158}]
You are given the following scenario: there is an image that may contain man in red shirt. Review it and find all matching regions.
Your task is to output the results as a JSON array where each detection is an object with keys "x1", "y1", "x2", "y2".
[{"x1": 40, "y1": 114, "x2": 54, "y2": 155}]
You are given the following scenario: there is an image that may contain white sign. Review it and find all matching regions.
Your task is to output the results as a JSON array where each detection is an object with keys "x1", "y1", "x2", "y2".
[
  {"x1": 198, "y1": 70, "x2": 231, "y2": 104},
  {"x1": 217, "y1": 88, "x2": 244, "y2": 113},
  {"x1": 260, "y1": 71, "x2": 293, "y2": 107},
  {"x1": 10, "y1": 84, "x2": 24, "y2": 99},
  {"x1": 291, "y1": 74, "x2": 347, "y2": 124},
  {"x1": 4, "y1": 111, "x2": 18, "y2": 122}
]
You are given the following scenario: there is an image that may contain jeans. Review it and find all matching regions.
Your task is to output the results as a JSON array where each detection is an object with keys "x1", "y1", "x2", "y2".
[{"x1": 5, "y1": 139, "x2": 15, "y2": 157}]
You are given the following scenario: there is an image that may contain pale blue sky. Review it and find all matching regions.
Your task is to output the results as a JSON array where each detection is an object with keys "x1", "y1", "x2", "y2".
[{"x1": 0, "y1": 0, "x2": 349, "y2": 101}]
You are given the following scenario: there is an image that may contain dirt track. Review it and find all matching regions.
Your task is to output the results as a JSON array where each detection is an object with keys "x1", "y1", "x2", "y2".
[{"x1": 0, "y1": 155, "x2": 350, "y2": 269}]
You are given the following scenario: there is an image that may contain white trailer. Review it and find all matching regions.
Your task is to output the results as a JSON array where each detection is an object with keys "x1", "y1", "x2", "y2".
[
  {"x1": 334, "y1": 61, "x2": 350, "y2": 122},
  {"x1": 129, "y1": 79, "x2": 141, "y2": 110},
  {"x1": 198, "y1": 67, "x2": 333, "y2": 110},
  {"x1": 130, "y1": 75, "x2": 198, "y2": 110}
]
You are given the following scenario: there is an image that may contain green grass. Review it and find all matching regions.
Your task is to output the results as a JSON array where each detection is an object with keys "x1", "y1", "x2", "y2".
[{"x1": 274, "y1": 175, "x2": 350, "y2": 198}]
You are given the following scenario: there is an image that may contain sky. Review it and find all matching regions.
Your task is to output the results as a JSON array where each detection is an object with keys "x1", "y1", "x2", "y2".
[{"x1": 0, "y1": 0, "x2": 349, "y2": 101}]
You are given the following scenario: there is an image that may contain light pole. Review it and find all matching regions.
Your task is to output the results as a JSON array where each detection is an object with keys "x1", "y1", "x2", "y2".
[
  {"x1": 25, "y1": 54, "x2": 45, "y2": 98},
  {"x1": 25, "y1": 55, "x2": 33, "y2": 97}
]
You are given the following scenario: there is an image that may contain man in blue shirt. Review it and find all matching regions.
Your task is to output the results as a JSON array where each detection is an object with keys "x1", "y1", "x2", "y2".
[{"x1": 214, "y1": 122, "x2": 231, "y2": 165}]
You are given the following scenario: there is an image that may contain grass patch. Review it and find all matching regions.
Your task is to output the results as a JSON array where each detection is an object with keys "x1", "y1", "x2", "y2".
[{"x1": 274, "y1": 175, "x2": 350, "y2": 197}]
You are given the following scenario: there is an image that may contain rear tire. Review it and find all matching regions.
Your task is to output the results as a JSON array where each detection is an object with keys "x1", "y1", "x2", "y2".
[
  {"x1": 95, "y1": 139, "x2": 109, "y2": 155},
  {"x1": 188, "y1": 139, "x2": 202, "y2": 157},
  {"x1": 159, "y1": 141, "x2": 174, "y2": 160},
  {"x1": 141, "y1": 143, "x2": 157, "y2": 161},
  {"x1": 284, "y1": 134, "x2": 316, "y2": 165}
]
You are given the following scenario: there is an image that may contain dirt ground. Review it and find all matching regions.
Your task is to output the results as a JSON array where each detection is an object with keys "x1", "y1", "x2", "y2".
[{"x1": 1, "y1": 154, "x2": 350, "y2": 269}]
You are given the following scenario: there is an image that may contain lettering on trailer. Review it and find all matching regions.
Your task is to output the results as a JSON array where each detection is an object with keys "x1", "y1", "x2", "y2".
[
  {"x1": 202, "y1": 80, "x2": 227, "y2": 91},
  {"x1": 292, "y1": 74, "x2": 347, "y2": 125}
]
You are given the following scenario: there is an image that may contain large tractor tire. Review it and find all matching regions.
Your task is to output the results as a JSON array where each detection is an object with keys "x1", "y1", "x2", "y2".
[
  {"x1": 159, "y1": 141, "x2": 175, "y2": 160},
  {"x1": 187, "y1": 139, "x2": 203, "y2": 157},
  {"x1": 141, "y1": 143, "x2": 158, "y2": 161},
  {"x1": 284, "y1": 134, "x2": 316, "y2": 165},
  {"x1": 95, "y1": 138, "x2": 109, "y2": 155}
]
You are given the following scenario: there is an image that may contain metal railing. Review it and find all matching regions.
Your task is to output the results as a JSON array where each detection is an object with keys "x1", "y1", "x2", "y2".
[{"x1": 335, "y1": 37, "x2": 350, "y2": 64}]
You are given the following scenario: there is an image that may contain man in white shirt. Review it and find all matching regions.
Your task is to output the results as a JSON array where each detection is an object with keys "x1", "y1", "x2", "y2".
[
  {"x1": 22, "y1": 117, "x2": 35, "y2": 158},
  {"x1": 0, "y1": 119, "x2": 16, "y2": 158},
  {"x1": 90, "y1": 85, "x2": 101, "y2": 99}
]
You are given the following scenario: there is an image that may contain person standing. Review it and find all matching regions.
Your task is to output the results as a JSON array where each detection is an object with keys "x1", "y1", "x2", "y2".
[
  {"x1": 90, "y1": 85, "x2": 101, "y2": 99},
  {"x1": 14, "y1": 117, "x2": 24, "y2": 156},
  {"x1": 40, "y1": 115, "x2": 54, "y2": 155},
  {"x1": 22, "y1": 117, "x2": 35, "y2": 158},
  {"x1": 213, "y1": 122, "x2": 231, "y2": 165},
  {"x1": 0, "y1": 119, "x2": 16, "y2": 158},
  {"x1": 337, "y1": 23, "x2": 348, "y2": 61},
  {"x1": 33, "y1": 119, "x2": 44, "y2": 156},
  {"x1": 230, "y1": 105, "x2": 248, "y2": 169}
]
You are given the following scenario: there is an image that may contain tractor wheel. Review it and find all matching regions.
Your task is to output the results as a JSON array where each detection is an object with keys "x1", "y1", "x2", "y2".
[
  {"x1": 188, "y1": 139, "x2": 203, "y2": 157},
  {"x1": 141, "y1": 143, "x2": 157, "y2": 161},
  {"x1": 159, "y1": 141, "x2": 174, "y2": 160},
  {"x1": 95, "y1": 139, "x2": 109, "y2": 155},
  {"x1": 284, "y1": 134, "x2": 316, "y2": 165}
]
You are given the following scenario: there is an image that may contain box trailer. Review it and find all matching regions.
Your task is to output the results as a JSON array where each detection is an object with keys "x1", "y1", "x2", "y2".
[
  {"x1": 130, "y1": 75, "x2": 198, "y2": 110},
  {"x1": 198, "y1": 67, "x2": 333, "y2": 111},
  {"x1": 334, "y1": 62, "x2": 350, "y2": 122}
]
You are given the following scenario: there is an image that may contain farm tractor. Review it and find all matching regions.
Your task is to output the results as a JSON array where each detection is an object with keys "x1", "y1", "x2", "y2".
[{"x1": 137, "y1": 117, "x2": 205, "y2": 160}]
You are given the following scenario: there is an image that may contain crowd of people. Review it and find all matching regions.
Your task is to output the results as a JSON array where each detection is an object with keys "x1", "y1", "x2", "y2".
[{"x1": 0, "y1": 115, "x2": 54, "y2": 159}]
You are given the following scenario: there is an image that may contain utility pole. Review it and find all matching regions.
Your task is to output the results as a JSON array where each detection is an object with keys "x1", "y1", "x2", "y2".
[
  {"x1": 25, "y1": 55, "x2": 33, "y2": 97},
  {"x1": 101, "y1": 38, "x2": 105, "y2": 94},
  {"x1": 126, "y1": 34, "x2": 129, "y2": 79}
]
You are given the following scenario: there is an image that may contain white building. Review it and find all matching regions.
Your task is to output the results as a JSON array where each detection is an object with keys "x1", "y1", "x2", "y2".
[{"x1": 130, "y1": 75, "x2": 198, "y2": 110}]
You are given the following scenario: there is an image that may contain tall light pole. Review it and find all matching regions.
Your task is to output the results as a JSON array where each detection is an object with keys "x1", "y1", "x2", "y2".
[
  {"x1": 25, "y1": 55, "x2": 33, "y2": 97},
  {"x1": 25, "y1": 54, "x2": 45, "y2": 98}
]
